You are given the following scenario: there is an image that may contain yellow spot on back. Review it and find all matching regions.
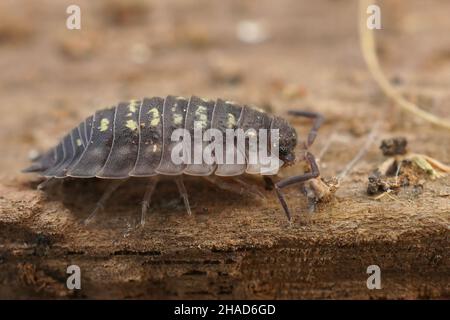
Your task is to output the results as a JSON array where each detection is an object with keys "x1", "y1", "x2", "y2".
[
  {"x1": 76, "y1": 139, "x2": 82, "y2": 147},
  {"x1": 173, "y1": 113, "x2": 183, "y2": 125},
  {"x1": 201, "y1": 97, "x2": 213, "y2": 103},
  {"x1": 227, "y1": 113, "x2": 236, "y2": 129},
  {"x1": 148, "y1": 107, "x2": 160, "y2": 127},
  {"x1": 194, "y1": 122, "x2": 206, "y2": 130},
  {"x1": 125, "y1": 119, "x2": 138, "y2": 131},
  {"x1": 99, "y1": 118, "x2": 110, "y2": 132},
  {"x1": 150, "y1": 118, "x2": 160, "y2": 127}
]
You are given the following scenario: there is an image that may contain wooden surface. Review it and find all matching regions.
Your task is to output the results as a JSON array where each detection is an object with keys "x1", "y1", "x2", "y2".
[{"x1": 0, "y1": 173, "x2": 448, "y2": 299}]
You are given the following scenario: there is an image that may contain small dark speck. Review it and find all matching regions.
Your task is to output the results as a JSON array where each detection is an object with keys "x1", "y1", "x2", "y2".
[{"x1": 390, "y1": 76, "x2": 404, "y2": 86}]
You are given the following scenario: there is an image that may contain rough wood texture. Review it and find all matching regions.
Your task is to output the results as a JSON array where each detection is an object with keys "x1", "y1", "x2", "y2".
[
  {"x1": 0, "y1": 0, "x2": 449, "y2": 299},
  {"x1": 0, "y1": 174, "x2": 448, "y2": 299}
]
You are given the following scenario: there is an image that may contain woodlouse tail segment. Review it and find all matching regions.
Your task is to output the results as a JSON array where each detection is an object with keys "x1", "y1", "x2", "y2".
[
  {"x1": 83, "y1": 179, "x2": 125, "y2": 225},
  {"x1": 287, "y1": 110, "x2": 324, "y2": 148},
  {"x1": 274, "y1": 152, "x2": 320, "y2": 221},
  {"x1": 23, "y1": 148, "x2": 57, "y2": 174},
  {"x1": 140, "y1": 178, "x2": 159, "y2": 226},
  {"x1": 175, "y1": 176, "x2": 192, "y2": 216}
]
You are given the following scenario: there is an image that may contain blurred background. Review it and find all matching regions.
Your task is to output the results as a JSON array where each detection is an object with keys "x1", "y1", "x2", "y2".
[{"x1": 0, "y1": 0, "x2": 449, "y2": 179}]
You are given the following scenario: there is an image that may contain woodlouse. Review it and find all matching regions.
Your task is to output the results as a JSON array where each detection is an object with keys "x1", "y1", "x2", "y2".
[{"x1": 23, "y1": 95, "x2": 323, "y2": 224}]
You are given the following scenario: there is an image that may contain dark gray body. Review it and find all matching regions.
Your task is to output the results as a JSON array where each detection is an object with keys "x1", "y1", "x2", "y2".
[{"x1": 24, "y1": 95, "x2": 295, "y2": 178}]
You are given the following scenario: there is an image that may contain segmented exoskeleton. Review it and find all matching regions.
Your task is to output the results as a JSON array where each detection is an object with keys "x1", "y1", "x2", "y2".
[{"x1": 23, "y1": 95, "x2": 323, "y2": 224}]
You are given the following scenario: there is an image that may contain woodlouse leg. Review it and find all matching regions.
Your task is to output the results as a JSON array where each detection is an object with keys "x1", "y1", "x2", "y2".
[
  {"x1": 204, "y1": 176, "x2": 264, "y2": 200},
  {"x1": 175, "y1": 176, "x2": 192, "y2": 216},
  {"x1": 140, "y1": 178, "x2": 159, "y2": 226},
  {"x1": 84, "y1": 179, "x2": 125, "y2": 225},
  {"x1": 37, "y1": 177, "x2": 57, "y2": 190},
  {"x1": 274, "y1": 152, "x2": 320, "y2": 221},
  {"x1": 231, "y1": 177, "x2": 266, "y2": 199},
  {"x1": 288, "y1": 110, "x2": 324, "y2": 148}
]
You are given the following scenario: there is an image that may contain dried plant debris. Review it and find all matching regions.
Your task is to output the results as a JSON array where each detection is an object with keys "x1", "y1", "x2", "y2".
[
  {"x1": 367, "y1": 137, "x2": 450, "y2": 197},
  {"x1": 303, "y1": 177, "x2": 339, "y2": 213},
  {"x1": 380, "y1": 137, "x2": 407, "y2": 156}
]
